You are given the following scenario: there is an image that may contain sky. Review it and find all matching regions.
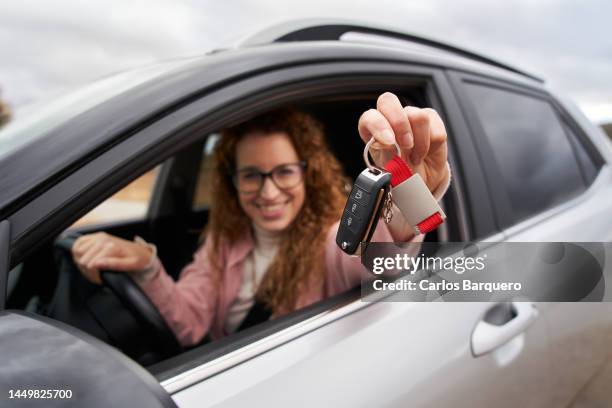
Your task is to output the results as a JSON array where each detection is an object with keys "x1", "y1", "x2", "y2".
[{"x1": 1, "y1": 0, "x2": 611, "y2": 124}]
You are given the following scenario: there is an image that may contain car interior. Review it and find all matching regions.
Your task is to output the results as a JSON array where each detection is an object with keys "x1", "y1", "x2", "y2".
[{"x1": 5, "y1": 89, "x2": 464, "y2": 376}]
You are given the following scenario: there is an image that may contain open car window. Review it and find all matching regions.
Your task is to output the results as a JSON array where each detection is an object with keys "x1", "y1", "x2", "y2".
[{"x1": 8, "y1": 87, "x2": 461, "y2": 381}]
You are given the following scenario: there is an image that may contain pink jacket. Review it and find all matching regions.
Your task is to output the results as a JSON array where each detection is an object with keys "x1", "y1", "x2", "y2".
[{"x1": 136, "y1": 222, "x2": 424, "y2": 346}]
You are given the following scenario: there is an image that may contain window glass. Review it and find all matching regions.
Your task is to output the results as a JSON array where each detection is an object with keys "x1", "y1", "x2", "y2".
[
  {"x1": 70, "y1": 166, "x2": 160, "y2": 227},
  {"x1": 466, "y1": 83, "x2": 585, "y2": 224},
  {"x1": 193, "y1": 134, "x2": 219, "y2": 210}
]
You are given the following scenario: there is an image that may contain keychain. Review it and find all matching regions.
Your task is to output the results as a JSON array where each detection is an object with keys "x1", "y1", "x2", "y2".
[{"x1": 336, "y1": 138, "x2": 446, "y2": 256}]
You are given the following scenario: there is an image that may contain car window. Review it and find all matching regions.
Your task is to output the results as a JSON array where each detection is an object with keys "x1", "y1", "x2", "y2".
[
  {"x1": 70, "y1": 166, "x2": 160, "y2": 227},
  {"x1": 465, "y1": 83, "x2": 585, "y2": 226}
]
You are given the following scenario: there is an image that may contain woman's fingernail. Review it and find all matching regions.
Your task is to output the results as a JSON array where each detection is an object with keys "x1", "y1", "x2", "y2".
[{"x1": 380, "y1": 129, "x2": 395, "y2": 144}]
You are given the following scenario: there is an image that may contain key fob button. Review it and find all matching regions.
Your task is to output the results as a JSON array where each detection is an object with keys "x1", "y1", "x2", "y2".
[
  {"x1": 349, "y1": 201, "x2": 367, "y2": 219},
  {"x1": 342, "y1": 210, "x2": 361, "y2": 234},
  {"x1": 350, "y1": 187, "x2": 370, "y2": 206}
]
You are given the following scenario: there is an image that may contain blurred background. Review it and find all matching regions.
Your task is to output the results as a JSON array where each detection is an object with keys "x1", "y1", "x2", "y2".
[{"x1": 0, "y1": 0, "x2": 611, "y2": 135}]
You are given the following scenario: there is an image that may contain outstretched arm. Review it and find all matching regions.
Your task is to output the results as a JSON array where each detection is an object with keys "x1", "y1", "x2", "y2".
[{"x1": 325, "y1": 92, "x2": 451, "y2": 294}]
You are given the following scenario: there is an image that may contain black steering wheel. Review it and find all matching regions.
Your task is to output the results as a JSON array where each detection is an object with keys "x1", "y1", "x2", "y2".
[{"x1": 54, "y1": 233, "x2": 183, "y2": 358}]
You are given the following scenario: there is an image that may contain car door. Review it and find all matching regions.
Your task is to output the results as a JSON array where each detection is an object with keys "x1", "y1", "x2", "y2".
[
  {"x1": 168, "y1": 301, "x2": 549, "y2": 408},
  {"x1": 449, "y1": 71, "x2": 612, "y2": 406}
]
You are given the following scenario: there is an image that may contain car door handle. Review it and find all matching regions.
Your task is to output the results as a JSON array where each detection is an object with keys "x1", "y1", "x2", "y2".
[{"x1": 471, "y1": 301, "x2": 538, "y2": 357}]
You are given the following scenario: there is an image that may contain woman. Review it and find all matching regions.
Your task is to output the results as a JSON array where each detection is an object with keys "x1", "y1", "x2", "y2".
[{"x1": 72, "y1": 92, "x2": 450, "y2": 347}]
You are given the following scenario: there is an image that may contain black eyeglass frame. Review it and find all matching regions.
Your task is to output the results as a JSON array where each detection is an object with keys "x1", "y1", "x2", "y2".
[{"x1": 232, "y1": 161, "x2": 307, "y2": 193}]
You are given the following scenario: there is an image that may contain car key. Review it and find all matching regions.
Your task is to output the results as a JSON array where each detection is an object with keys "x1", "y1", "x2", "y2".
[
  {"x1": 336, "y1": 167, "x2": 392, "y2": 255},
  {"x1": 335, "y1": 140, "x2": 401, "y2": 255}
]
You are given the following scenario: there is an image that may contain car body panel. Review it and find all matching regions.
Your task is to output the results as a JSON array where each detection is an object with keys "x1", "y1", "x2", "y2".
[
  {"x1": 171, "y1": 302, "x2": 549, "y2": 408},
  {"x1": 503, "y1": 167, "x2": 612, "y2": 406}
]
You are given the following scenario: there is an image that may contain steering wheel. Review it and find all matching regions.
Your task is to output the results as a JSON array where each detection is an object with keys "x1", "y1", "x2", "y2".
[{"x1": 54, "y1": 233, "x2": 183, "y2": 358}]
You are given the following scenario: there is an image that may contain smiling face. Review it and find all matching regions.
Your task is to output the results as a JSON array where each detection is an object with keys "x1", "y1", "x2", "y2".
[{"x1": 234, "y1": 131, "x2": 306, "y2": 233}]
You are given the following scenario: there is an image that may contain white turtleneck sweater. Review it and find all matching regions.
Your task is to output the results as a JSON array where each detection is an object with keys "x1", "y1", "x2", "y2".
[{"x1": 224, "y1": 224, "x2": 281, "y2": 334}]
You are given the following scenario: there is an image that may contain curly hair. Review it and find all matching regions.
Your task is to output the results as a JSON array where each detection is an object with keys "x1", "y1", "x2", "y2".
[{"x1": 206, "y1": 108, "x2": 349, "y2": 314}]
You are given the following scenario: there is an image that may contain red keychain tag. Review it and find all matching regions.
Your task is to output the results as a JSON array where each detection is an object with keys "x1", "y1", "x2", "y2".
[{"x1": 382, "y1": 150, "x2": 445, "y2": 235}]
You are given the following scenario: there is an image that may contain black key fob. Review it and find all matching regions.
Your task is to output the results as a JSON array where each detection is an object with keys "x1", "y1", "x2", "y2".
[{"x1": 336, "y1": 168, "x2": 392, "y2": 255}]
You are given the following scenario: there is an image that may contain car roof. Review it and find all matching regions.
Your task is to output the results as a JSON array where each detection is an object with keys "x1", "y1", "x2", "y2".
[
  {"x1": 0, "y1": 21, "x2": 544, "y2": 218},
  {"x1": 237, "y1": 19, "x2": 543, "y2": 83}
]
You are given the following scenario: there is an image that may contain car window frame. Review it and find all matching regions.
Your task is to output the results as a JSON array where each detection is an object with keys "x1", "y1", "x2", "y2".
[
  {"x1": 5, "y1": 60, "x2": 474, "y2": 387},
  {"x1": 448, "y1": 70, "x2": 593, "y2": 231},
  {"x1": 439, "y1": 70, "x2": 499, "y2": 240}
]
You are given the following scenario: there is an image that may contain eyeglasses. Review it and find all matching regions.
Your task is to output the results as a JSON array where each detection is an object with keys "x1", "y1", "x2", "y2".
[{"x1": 233, "y1": 162, "x2": 306, "y2": 194}]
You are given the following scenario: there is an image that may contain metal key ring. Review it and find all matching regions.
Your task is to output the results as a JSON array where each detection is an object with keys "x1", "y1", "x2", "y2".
[{"x1": 363, "y1": 137, "x2": 402, "y2": 171}]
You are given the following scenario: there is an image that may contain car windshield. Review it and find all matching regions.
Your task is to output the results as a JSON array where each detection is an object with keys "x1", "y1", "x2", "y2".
[{"x1": 0, "y1": 59, "x2": 190, "y2": 161}]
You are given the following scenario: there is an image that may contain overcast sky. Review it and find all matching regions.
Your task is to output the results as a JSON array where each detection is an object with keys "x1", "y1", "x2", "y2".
[{"x1": 1, "y1": 0, "x2": 611, "y2": 123}]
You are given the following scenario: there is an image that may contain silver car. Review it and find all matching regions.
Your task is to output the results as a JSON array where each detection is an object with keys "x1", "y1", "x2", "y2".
[{"x1": 1, "y1": 20, "x2": 612, "y2": 407}]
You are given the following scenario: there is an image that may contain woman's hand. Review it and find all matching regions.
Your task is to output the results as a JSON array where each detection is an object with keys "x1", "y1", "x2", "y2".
[
  {"x1": 358, "y1": 92, "x2": 448, "y2": 193},
  {"x1": 72, "y1": 232, "x2": 154, "y2": 284}
]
